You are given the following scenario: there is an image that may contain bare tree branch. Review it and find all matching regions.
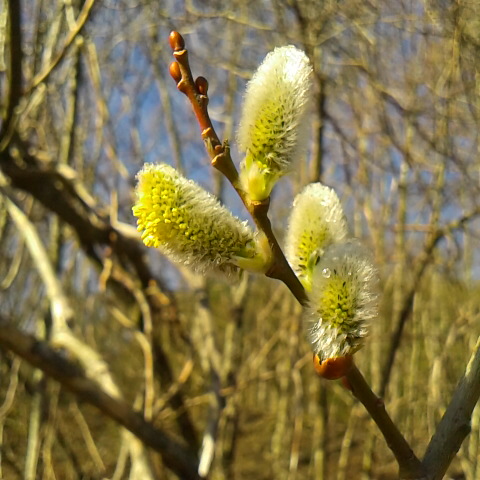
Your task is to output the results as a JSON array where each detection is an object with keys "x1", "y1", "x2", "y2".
[
  {"x1": 423, "y1": 335, "x2": 480, "y2": 479},
  {"x1": 0, "y1": 319, "x2": 201, "y2": 480},
  {"x1": 0, "y1": 0, "x2": 23, "y2": 150},
  {"x1": 28, "y1": 0, "x2": 97, "y2": 91}
]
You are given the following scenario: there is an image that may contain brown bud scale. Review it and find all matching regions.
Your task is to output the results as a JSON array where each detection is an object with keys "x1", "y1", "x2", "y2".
[
  {"x1": 313, "y1": 354, "x2": 353, "y2": 380},
  {"x1": 169, "y1": 31, "x2": 185, "y2": 51},
  {"x1": 169, "y1": 61, "x2": 182, "y2": 83},
  {"x1": 195, "y1": 76, "x2": 209, "y2": 95}
]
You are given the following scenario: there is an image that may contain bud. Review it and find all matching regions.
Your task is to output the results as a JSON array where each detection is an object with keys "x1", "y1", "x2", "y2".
[
  {"x1": 195, "y1": 76, "x2": 208, "y2": 95},
  {"x1": 237, "y1": 46, "x2": 313, "y2": 201},
  {"x1": 313, "y1": 354, "x2": 353, "y2": 380},
  {"x1": 169, "y1": 61, "x2": 182, "y2": 83},
  {"x1": 132, "y1": 163, "x2": 270, "y2": 275},
  {"x1": 285, "y1": 183, "x2": 348, "y2": 290},
  {"x1": 304, "y1": 240, "x2": 379, "y2": 361},
  {"x1": 169, "y1": 31, "x2": 185, "y2": 51}
]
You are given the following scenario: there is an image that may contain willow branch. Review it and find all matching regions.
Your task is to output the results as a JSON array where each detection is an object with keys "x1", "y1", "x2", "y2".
[
  {"x1": 168, "y1": 31, "x2": 426, "y2": 479},
  {"x1": 346, "y1": 365, "x2": 425, "y2": 479},
  {"x1": 168, "y1": 31, "x2": 306, "y2": 305}
]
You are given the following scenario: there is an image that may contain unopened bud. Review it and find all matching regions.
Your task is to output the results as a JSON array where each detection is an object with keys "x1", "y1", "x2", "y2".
[
  {"x1": 169, "y1": 31, "x2": 185, "y2": 51},
  {"x1": 313, "y1": 354, "x2": 353, "y2": 380},
  {"x1": 169, "y1": 61, "x2": 182, "y2": 83},
  {"x1": 195, "y1": 76, "x2": 209, "y2": 95}
]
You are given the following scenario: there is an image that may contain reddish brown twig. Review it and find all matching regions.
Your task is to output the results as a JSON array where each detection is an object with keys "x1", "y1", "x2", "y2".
[
  {"x1": 168, "y1": 32, "x2": 225, "y2": 166},
  {"x1": 168, "y1": 31, "x2": 306, "y2": 304}
]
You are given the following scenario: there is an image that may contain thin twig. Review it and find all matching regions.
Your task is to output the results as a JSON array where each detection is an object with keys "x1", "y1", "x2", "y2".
[
  {"x1": 28, "y1": 0, "x2": 96, "y2": 91},
  {"x1": 346, "y1": 365, "x2": 426, "y2": 479},
  {"x1": 0, "y1": 0, "x2": 23, "y2": 152},
  {"x1": 168, "y1": 31, "x2": 307, "y2": 305},
  {"x1": 380, "y1": 208, "x2": 480, "y2": 397},
  {"x1": 422, "y1": 335, "x2": 480, "y2": 480}
]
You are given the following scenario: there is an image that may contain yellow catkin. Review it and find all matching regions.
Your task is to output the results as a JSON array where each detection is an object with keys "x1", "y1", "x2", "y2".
[
  {"x1": 304, "y1": 240, "x2": 379, "y2": 361},
  {"x1": 237, "y1": 46, "x2": 313, "y2": 200},
  {"x1": 132, "y1": 163, "x2": 263, "y2": 275},
  {"x1": 285, "y1": 183, "x2": 348, "y2": 290}
]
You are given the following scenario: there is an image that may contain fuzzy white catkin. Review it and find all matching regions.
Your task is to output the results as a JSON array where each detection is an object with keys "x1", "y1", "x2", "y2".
[
  {"x1": 237, "y1": 46, "x2": 313, "y2": 200},
  {"x1": 285, "y1": 183, "x2": 348, "y2": 289},
  {"x1": 304, "y1": 240, "x2": 379, "y2": 360},
  {"x1": 132, "y1": 163, "x2": 268, "y2": 276}
]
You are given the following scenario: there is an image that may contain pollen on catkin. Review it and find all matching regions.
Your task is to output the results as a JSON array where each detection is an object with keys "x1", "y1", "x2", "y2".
[
  {"x1": 132, "y1": 163, "x2": 268, "y2": 275},
  {"x1": 237, "y1": 46, "x2": 313, "y2": 201},
  {"x1": 304, "y1": 240, "x2": 379, "y2": 361},
  {"x1": 285, "y1": 183, "x2": 348, "y2": 290}
]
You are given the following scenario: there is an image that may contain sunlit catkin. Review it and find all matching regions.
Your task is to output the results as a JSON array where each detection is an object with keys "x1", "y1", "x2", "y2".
[
  {"x1": 237, "y1": 46, "x2": 313, "y2": 201},
  {"x1": 132, "y1": 163, "x2": 269, "y2": 275},
  {"x1": 304, "y1": 240, "x2": 379, "y2": 361},
  {"x1": 285, "y1": 183, "x2": 348, "y2": 290}
]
